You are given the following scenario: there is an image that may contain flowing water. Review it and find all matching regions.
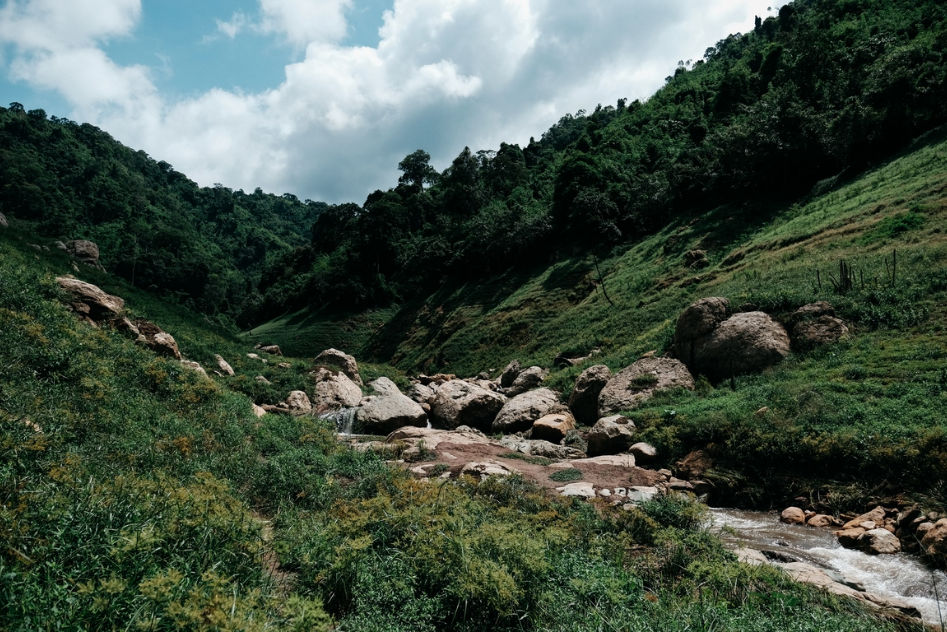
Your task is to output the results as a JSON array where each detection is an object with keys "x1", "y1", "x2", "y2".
[
  {"x1": 711, "y1": 508, "x2": 947, "y2": 625},
  {"x1": 320, "y1": 407, "x2": 358, "y2": 434}
]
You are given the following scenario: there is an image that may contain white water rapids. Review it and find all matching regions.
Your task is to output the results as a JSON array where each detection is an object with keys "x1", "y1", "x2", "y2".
[{"x1": 711, "y1": 508, "x2": 947, "y2": 625}]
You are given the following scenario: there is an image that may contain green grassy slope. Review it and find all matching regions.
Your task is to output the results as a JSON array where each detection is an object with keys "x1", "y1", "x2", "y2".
[
  {"x1": 264, "y1": 129, "x2": 947, "y2": 503},
  {"x1": 1, "y1": 231, "x2": 911, "y2": 630}
]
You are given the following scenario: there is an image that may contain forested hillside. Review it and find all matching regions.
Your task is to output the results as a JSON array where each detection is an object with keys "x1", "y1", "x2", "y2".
[
  {"x1": 0, "y1": 105, "x2": 324, "y2": 325},
  {"x1": 255, "y1": 0, "x2": 947, "y2": 321}
]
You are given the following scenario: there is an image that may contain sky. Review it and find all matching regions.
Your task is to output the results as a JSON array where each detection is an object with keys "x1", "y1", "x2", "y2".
[{"x1": 0, "y1": 0, "x2": 782, "y2": 204}]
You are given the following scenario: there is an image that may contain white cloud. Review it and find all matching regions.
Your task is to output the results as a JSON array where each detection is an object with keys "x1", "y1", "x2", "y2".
[
  {"x1": 213, "y1": 11, "x2": 250, "y2": 40},
  {"x1": 0, "y1": 0, "x2": 783, "y2": 203}
]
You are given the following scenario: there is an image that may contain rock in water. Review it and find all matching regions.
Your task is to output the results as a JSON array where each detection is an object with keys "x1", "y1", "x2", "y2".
[
  {"x1": 586, "y1": 415, "x2": 636, "y2": 456},
  {"x1": 598, "y1": 357, "x2": 694, "y2": 416},
  {"x1": 859, "y1": 528, "x2": 901, "y2": 554},
  {"x1": 430, "y1": 380, "x2": 507, "y2": 430},
  {"x1": 568, "y1": 365, "x2": 611, "y2": 425},
  {"x1": 314, "y1": 348, "x2": 362, "y2": 384},
  {"x1": 492, "y1": 388, "x2": 559, "y2": 434},
  {"x1": 780, "y1": 507, "x2": 806, "y2": 525}
]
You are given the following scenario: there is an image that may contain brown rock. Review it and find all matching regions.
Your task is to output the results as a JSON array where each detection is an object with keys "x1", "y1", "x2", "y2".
[
  {"x1": 787, "y1": 301, "x2": 836, "y2": 326},
  {"x1": 807, "y1": 514, "x2": 841, "y2": 528},
  {"x1": 568, "y1": 364, "x2": 611, "y2": 425},
  {"x1": 674, "y1": 449, "x2": 713, "y2": 480},
  {"x1": 56, "y1": 277, "x2": 125, "y2": 320},
  {"x1": 260, "y1": 345, "x2": 282, "y2": 356},
  {"x1": 921, "y1": 518, "x2": 947, "y2": 557},
  {"x1": 780, "y1": 507, "x2": 806, "y2": 525},
  {"x1": 836, "y1": 527, "x2": 867, "y2": 549},
  {"x1": 598, "y1": 357, "x2": 694, "y2": 416},
  {"x1": 107, "y1": 316, "x2": 140, "y2": 338},
  {"x1": 531, "y1": 410, "x2": 576, "y2": 443},
  {"x1": 842, "y1": 506, "x2": 887, "y2": 530},
  {"x1": 586, "y1": 415, "x2": 636, "y2": 456},
  {"x1": 792, "y1": 315, "x2": 849, "y2": 349}
]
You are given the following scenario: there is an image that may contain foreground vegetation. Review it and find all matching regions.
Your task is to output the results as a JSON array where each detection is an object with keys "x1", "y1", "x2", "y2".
[{"x1": 0, "y1": 234, "x2": 917, "y2": 629}]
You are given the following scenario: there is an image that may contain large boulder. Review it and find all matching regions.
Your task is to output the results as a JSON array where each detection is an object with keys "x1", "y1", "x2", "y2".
[
  {"x1": 859, "y1": 529, "x2": 901, "y2": 555},
  {"x1": 787, "y1": 301, "x2": 836, "y2": 325},
  {"x1": 406, "y1": 383, "x2": 435, "y2": 405},
  {"x1": 688, "y1": 312, "x2": 790, "y2": 382},
  {"x1": 504, "y1": 365, "x2": 547, "y2": 397},
  {"x1": 568, "y1": 365, "x2": 612, "y2": 425},
  {"x1": 312, "y1": 367, "x2": 363, "y2": 411},
  {"x1": 531, "y1": 410, "x2": 576, "y2": 443},
  {"x1": 673, "y1": 297, "x2": 730, "y2": 365},
  {"x1": 285, "y1": 391, "x2": 312, "y2": 415},
  {"x1": 491, "y1": 388, "x2": 558, "y2": 434},
  {"x1": 215, "y1": 354, "x2": 235, "y2": 376},
  {"x1": 314, "y1": 348, "x2": 362, "y2": 385},
  {"x1": 598, "y1": 357, "x2": 694, "y2": 416},
  {"x1": 499, "y1": 360, "x2": 522, "y2": 388},
  {"x1": 430, "y1": 380, "x2": 507, "y2": 430},
  {"x1": 134, "y1": 320, "x2": 182, "y2": 360},
  {"x1": 586, "y1": 414, "x2": 636, "y2": 456},
  {"x1": 56, "y1": 277, "x2": 125, "y2": 320},
  {"x1": 628, "y1": 442, "x2": 657, "y2": 465},
  {"x1": 65, "y1": 240, "x2": 100, "y2": 266},
  {"x1": 356, "y1": 393, "x2": 428, "y2": 434}
]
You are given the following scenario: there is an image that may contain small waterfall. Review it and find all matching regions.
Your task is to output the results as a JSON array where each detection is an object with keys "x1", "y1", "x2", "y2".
[{"x1": 320, "y1": 408, "x2": 358, "y2": 435}]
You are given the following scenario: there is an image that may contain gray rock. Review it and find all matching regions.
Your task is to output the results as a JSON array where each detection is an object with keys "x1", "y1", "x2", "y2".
[
  {"x1": 0, "y1": 212, "x2": 7, "y2": 227},
  {"x1": 598, "y1": 357, "x2": 694, "y2": 416},
  {"x1": 65, "y1": 240, "x2": 100, "y2": 266},
  {"x1": 499, "y1": 359, "x2": 522, "y2": 388},
  {"x1": 505, "y1": 365, "x2": 547, "y2": 397},
  {"x1": 312, "y1": 367, "x2": 363, "y2": 411},
  {"x1": 254, "y1": 375, "x2": 270, "y2": 384},
  {"x1": 285, "y1": 390, "x2": 312, "y2": 414},
  {"x1": 181, "y1": 360, "x2": 207, "y2": 377},
  {"x1": 370, "y1": 377, "x2": 402, "y2": 396},
  {"x1": 568, "y1": 364, "x2": 611, "y2": 425},
  {"x1": 259, "y1": 345, "x2": 282, "y2": 356},
  {"x1": 587, "y1": 415, "x2": 636, "y2": 456},
  {"x1": 215, "y1": 354, "x2": 235, "y2": 376},
  {"x1": 492, "y1": 388, "x2": 559, "y2": 434},
  {"x1": 407, "y1": 383, "x2": 435, "y2": 405},
  {"x1": 314, "y1": 348, "x2": 362, "y2": 384},
  {"x1": 430, "y1": 380, "x2": 507, "y2": 430},
  {"x1": 356, "y1": 393, "x2": 428, "y2": 434},
  {"x1": 690, "y1": 312, "x2": 790, "y2": 382},
  {"x1": 56, "y1": 276, "x2": 125, "y2": 320}
]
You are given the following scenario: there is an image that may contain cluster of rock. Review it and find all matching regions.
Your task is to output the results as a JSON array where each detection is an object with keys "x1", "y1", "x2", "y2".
[{"x1": 780, "y1": 503, "x2": 947, "y2": 559}]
